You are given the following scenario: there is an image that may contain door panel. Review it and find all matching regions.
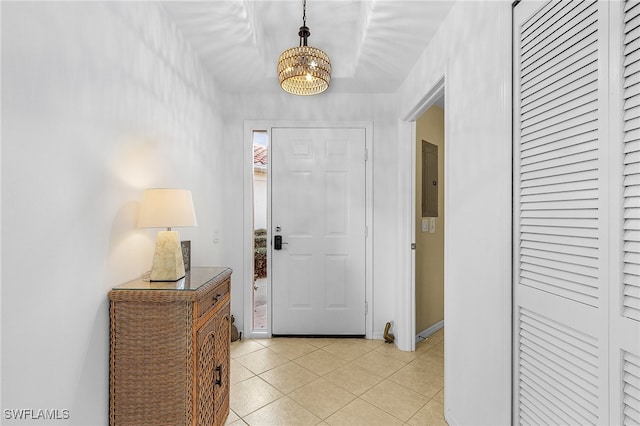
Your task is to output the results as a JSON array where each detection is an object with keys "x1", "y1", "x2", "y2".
[
  {"x1": 513, "y1": 1, "x2": 609, "y2": 423},
  {"x1": 514, "y1": 1, "x2": 640, "y2": 424},
  {"x1": 271, "y1": 127, "x2": 366, "y2": 335}
]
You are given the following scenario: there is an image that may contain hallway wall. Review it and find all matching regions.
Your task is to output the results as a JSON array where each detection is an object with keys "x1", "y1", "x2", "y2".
[
  {"x1": 1, "y1": 2, "x2": 226, "y2": 422},
  {"x1": 395, "y1": 1, "x2": 512, "y2": 425}
]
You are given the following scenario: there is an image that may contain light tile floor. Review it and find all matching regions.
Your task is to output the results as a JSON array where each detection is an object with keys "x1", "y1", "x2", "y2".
[
  {"x1": 226, "y1": 329, "x2": 446, "y2": 426},
  {"x1": 252, "y1": 278, "x2": 267, "y2": 330}
]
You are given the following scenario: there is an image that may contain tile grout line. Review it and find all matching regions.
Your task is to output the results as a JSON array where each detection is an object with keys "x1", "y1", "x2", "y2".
[{"x1": 228, "y1": 335, "x2": 445, "y2": 426}]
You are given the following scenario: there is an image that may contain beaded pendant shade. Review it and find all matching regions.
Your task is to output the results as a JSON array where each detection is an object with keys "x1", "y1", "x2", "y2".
[{"x1": 277, "y1": 0, "x2": 331, "y2": 96}]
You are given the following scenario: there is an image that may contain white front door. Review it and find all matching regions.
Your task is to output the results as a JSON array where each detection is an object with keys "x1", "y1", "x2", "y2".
[{"x1": 271, "y1": 127, "x2": 366, "y2": 335}]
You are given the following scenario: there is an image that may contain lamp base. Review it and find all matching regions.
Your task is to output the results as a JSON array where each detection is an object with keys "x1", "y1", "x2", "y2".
[{"x1": 150, "y1": 230, "x2": 185, "y2": 282}]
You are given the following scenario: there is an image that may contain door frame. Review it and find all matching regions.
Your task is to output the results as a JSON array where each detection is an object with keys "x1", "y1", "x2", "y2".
[
  {"x1": 396, "y1": 78, "x2": 446, "y2": 352},
  {"x1": 243, "y1": 120, "x2": 374, "y2": 339}
]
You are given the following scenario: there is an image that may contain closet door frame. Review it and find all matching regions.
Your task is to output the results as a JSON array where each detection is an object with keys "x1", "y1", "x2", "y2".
[{"x1": 609, "y1": 2, "x2": 640, "y2": 425}]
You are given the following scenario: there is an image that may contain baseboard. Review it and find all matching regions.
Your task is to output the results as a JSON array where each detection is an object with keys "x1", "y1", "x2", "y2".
[
  {"x1": 244, "y1": 330, "x2": 270, "y2": 339},
  {"x1": 444, "y1": 407, "x2": 458, "y2": 426},
  {"x1": 272, "y1": 334, "x2": 365, "y2": 338},
  {"x1": 415, "y1": 320, "x2": 444, "y2": 344}
]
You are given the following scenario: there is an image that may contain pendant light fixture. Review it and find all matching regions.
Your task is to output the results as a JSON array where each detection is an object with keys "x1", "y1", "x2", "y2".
[{"x1": 277, "y1": 0, "x2": 331, "y2": 96}]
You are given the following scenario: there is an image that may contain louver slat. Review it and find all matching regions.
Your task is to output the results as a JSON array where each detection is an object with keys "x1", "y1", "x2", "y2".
[
  {"x1": 518, "y1": 309, "x2": 599, "y2": 425},
  {"x1": 522, "y1": 160, "x2": 598, "y2": 183},
  {"x1": 522, "y1": 65, "x2": 597, "y2": 112},
  {"x1": 623, "y1": 351, "x2": 640, "y2": 426},
  {"x1": 521, "y1": 101, "x2": 598, "y2": 139},
  {"x1": 522, "y1": 35, "x2": 598, "y2": 97},
  {"x1": 623, "y1": 0, "x2": 640, "y2": 323},
  {"x1": 521, "y1": 170, "x2": 598, "y2": 190},
  {"x1": 521, "y1": 2, "x2": 597, "y2": 73},
  {"x1": 521, "y1": 1, "x2": 571, "y2": 48},
  {"x1": 522, "y1": 44, "x2": 597, "y2": 98},
  {"x1": 522, "y1": 76, "x2": 598, "y2": 118},
  {"x1": 521, "y1": 239, "x2": 598, "y2": 257},
  {"x1": 522, "y1": 103, "x2": 597, "y2": 150},
  {"x1": 522, "y1": 183, "x2": 598, "y2": 199},
  {"x1": 518, "y1": 0, "x2": 599, "y2": 305},
  {"x1": 522, "y1": 124, "x2": 598, "y2": 155}
]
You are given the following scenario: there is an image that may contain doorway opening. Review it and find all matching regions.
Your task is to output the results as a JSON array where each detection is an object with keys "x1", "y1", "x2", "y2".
[
  {"x1": 252, "y1": 130, "x2": 268, "y2": 331},
  {"x1": 399, "y1": 78, "x2": 446, "y2": 351},
  {"x1": 414, "y1": 100, "x2": 445, "y2": 343}
]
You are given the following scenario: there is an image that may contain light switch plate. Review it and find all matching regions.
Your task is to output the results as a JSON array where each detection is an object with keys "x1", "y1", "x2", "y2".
[
  {"x1": 422, "y1": 218, "x2": 428, "y2": 232},
  {"x1": 430, "y1": 218, "x2": 436, "y2": 233}
]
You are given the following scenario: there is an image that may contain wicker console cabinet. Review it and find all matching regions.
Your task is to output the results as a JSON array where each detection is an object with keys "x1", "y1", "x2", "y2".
[{"x1": 109, "y1": 267, "x2": 232, "y2": 426}]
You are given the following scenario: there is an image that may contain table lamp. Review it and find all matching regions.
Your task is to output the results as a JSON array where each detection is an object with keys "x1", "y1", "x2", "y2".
[{"x1": 139, "y1": 188, "x2": 197, "y2": 281}]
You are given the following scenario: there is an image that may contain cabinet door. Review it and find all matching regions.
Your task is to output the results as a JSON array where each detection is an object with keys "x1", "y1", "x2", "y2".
[
  {"x1": 196, "y1": 314, "x2": 218, "y2": 426},
  {"x1": 213, "y1": 302, "x2": 230, "y2": 422},
  {"x1": 196, "y1": 300, "x2": 230, "y2": 426}
]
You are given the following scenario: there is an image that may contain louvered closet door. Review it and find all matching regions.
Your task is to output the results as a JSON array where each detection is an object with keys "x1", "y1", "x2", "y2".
[
  {"x1": 611, "y1": 2, "x2": 640, "y2": 425},
  {"x1": 513, "y1": 1, "x2": 609, "y2": 424}
]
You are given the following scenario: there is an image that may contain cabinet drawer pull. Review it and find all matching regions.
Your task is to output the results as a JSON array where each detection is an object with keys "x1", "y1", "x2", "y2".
[
  {"x1": 215, "y1": 365, "x2": 222, "y2": 386},
  {"x1": 213, "y1": 293, "x2": 222, "y2": 303}
]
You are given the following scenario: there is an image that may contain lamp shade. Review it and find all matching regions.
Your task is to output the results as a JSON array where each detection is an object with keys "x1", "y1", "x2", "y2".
[
  {"x1": 138, "y1": 188, "x2": 197, "y2": 229},
  {"x1": 278, "y1": 45, "x2": 331, "y2": 96}
]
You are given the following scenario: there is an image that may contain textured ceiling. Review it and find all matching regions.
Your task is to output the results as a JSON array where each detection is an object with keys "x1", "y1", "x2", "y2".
[{"x1": 161, "y1": 0, "x2": 455, "y2": 94}]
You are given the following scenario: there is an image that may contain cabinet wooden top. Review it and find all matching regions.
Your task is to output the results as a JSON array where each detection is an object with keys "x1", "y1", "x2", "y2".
[{"x1": 109, "y1": 267, "x2": 232, "y2": 302}]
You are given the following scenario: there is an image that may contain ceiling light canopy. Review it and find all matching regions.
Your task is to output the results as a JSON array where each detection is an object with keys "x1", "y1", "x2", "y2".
[{"x1": 277, "y1": 0, "x2": 331, "y2": 96}]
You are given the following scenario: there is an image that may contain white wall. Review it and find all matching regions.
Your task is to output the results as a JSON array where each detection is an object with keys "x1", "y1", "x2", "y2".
[
  {"x1": 395, "y1": 2, "x2": 512, "y2": 425},
  {"x1": 1, "y1": 2, "x2": 226, "y2": 423},
  {"x1": 220, "y1": 92, "x2": 400, "y2": 338}
]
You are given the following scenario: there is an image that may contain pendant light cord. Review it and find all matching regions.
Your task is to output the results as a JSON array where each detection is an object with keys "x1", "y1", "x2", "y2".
[
  {"x1": 298, "y1": 0, "x2": 310, "y2": 47},
  {"x1": 303, "y1": 0, "x2": 307, "y2": 27}
]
